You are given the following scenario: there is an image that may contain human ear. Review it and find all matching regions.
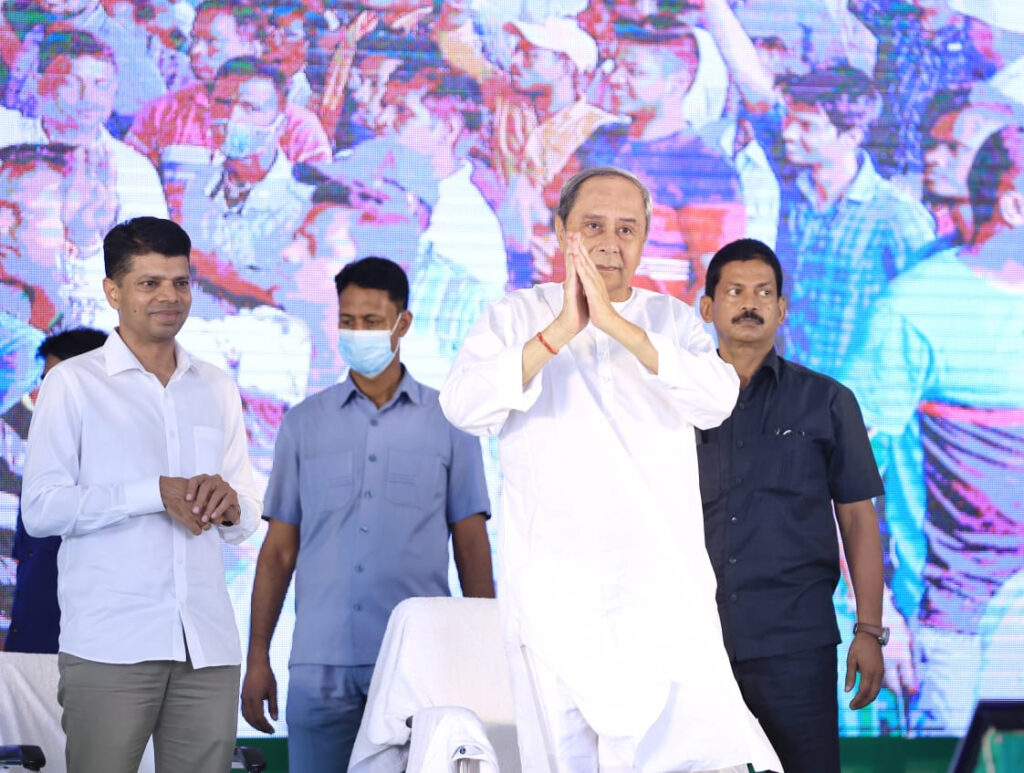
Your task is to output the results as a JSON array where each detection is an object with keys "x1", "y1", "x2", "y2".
[
  {"x1": 998, "y1": 190, "x2": 1024, "y2": 228},
  {"x1": 699, "y1": 294, "x2": 713, "y2": 323}
]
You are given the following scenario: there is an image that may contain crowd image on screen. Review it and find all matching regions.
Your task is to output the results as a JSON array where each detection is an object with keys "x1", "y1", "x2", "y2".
[{"x1": 2, "y1": 0, "x2": 1023, "y2": 740}]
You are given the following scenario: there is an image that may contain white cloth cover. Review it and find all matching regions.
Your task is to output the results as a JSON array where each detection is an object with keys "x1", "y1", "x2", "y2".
[
  {"x1": 406, "y1": 706, "x2": 500, "y2": 773},
  {"x1": 348, "y1": 597, "x2": 519, "y2": 773},
  {"x1": 0, "y1": 652, "x2": 154, "y2": 773}
]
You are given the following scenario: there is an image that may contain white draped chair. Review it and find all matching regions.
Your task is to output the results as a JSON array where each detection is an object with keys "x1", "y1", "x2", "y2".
[{"x1": 348, "y1": 597, "x2": 521, "y2": 773}]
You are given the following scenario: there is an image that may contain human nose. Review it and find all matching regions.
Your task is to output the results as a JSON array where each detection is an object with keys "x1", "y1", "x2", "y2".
[
  {"x1": 736, "y1": 288, "x2": 759, "y2": 308},
  {"x1": 154, "y1": 280, "x2": 179, "y2": 302},
  {"x1": 591, "y1": 232, "x2": 619, "y2": 255}
]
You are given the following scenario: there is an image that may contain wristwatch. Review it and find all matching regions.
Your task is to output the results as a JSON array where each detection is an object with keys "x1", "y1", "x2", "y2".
[{"x1": 853, "y1": 622, "x2": 890, "y2": 646}]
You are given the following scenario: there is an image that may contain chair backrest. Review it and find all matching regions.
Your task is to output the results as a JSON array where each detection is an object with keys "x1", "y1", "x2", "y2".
[
  {"x1": 0, "y1": 652, "x2": 156, "y2": 773},
  {"x1": 349, "y1": 597, "x2": 519, "y2": 772},
  {"x1": 0, "y1": 653, "x2": 66, "y2": 773}
]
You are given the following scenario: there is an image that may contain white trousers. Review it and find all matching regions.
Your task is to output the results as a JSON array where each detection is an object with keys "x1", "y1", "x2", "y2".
[{"x1": 509, "y1": 644, "x2": 751, "y2": 773}]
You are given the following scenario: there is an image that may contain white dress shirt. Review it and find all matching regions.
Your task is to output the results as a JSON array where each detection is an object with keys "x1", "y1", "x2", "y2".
[
  {"x1": 441, "y1": 284, "x2": 780, "y2": 771},
  {"x1": 22, "y1": 332, "x2": 261, "y2": 668}
]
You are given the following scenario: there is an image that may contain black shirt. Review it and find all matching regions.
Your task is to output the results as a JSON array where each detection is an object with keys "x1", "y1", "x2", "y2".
[{"x1": 697, "y1": 349, "x2": 883, "y2": 662}]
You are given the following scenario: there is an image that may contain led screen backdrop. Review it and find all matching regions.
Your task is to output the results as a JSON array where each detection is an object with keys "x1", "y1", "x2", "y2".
[{"x1": 1, "y1": 0, "x2": 1023, "y2": 741}]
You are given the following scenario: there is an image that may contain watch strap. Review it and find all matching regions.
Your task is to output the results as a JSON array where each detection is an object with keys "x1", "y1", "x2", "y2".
[{"x1": 853, "y1": 621, "x2": 890, "y2": 646}]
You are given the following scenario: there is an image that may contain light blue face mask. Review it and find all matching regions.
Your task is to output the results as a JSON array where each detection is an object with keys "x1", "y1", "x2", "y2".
[
  {"x1": 337, "y1": 316, "x2": 401, "y2": 378},
  {"x1": 220, "y1": 116, "x2": 280, "y2": 159}
]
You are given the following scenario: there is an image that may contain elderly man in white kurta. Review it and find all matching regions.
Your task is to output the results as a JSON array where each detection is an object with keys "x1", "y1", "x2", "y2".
[{"x1": 440, "y1": 167, "x2": 781, "y2": 773}]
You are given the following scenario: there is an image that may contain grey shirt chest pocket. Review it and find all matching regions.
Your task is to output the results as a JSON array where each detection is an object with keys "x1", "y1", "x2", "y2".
[
  {"x1": 384, "y1": 449, "x2": 444, "y2": 508},
  {"x1": 303, "y1": 450, "x2": 356, "y2": 514}
]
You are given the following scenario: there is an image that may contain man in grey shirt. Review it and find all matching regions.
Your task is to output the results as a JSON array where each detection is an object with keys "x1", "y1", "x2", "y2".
[{"x1": 240, "y1": 256, "x2": 494, "y2": 772}]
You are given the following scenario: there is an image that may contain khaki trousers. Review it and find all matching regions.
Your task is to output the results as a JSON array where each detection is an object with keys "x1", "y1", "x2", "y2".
[{"x1": 57, "y1": 651, "x2": 240, "y2": 773}]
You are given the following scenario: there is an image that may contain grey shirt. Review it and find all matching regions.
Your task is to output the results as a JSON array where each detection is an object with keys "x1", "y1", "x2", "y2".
[{"x1": 264, "y1": 368, "x2": 490, "y2": 666}]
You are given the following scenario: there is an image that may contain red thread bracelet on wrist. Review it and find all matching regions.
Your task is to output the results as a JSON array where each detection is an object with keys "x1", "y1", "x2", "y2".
[{"x1": 536, "y1": 331, "x2": 558, "y2": 355}]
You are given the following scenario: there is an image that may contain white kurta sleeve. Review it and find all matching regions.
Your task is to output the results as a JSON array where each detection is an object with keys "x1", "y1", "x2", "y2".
[
  {"x1": 440, "y1": 295, "x2": 544, "y2": 437},
  {"x1": 22, "y1": 367, "x2": 165, "y2": 538},
  {"x1": 643, "y1": 305, "x2": 740, "y2": 430}
]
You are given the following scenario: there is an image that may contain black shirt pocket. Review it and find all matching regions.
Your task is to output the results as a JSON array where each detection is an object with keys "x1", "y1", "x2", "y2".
[{"x1": 759, "y1": 434, "x2": 829, "y2": 504}]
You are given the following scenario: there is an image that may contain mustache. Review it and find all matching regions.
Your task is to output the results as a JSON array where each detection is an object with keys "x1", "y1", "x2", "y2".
[{"x1": 732, "y1": 310, "x2": 764, "y2": 324}]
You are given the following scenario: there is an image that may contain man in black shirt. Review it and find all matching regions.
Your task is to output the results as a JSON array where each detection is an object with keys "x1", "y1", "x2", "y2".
[{"x1": 697, "y1": 238, "x2": 887, "y2": 773}]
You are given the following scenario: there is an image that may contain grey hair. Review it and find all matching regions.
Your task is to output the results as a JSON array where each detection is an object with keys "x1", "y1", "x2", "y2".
[{"x1": 556, "y1": 166, "x2": 652, "y2": 235}]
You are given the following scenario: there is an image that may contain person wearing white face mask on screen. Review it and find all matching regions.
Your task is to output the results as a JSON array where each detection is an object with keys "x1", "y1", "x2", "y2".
[
  {"x1": 176, "y1": 55, "x2": 316, "y2": 474},
  {"x1": 180, "y1": 55, "x2": 310, "y2": 288},
  {"x1": 241, "y1": 256, "x2": 495, "y2": 773}
]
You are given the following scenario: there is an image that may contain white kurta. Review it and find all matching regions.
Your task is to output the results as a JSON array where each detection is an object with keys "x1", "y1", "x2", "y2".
[{"x1": 440, "y1": 283, "x2": 781, "y2": 772}]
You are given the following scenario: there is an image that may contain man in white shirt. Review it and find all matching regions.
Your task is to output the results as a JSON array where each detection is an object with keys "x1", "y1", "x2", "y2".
[
  {"x1": 176, "y1": 56, "x2": 314, "y2": 474},
  {"x1": 21, "y1": 216, "x2": 261, "y2": 773},
  {"x1": 0, "y1": 29, "x2": 169, "y2": 224},
  {"x1": 0, "y1": 30, "x2": 171, "y2": 333},
  {"x1": 440, "y1": 167, "x2": 781, "y2": 773}
]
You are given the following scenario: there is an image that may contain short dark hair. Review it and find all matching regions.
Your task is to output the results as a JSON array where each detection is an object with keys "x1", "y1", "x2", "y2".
[
  {"x1": 194, "y1": 0, "x2": 261, "y2": 41},
  {"x1": 921, "y1": 87, "x2": 972, "y2": 137},
  {"x1": 103, "y1": 217, "x2": 192, "y2": 282},
  {"x1": 38, "y1": 327, "x2": 108, "y2": 361},
  {"x1": 214, "y1": 56, "x2": 288, "y2": 105},
  {"x1": 969, "y1": 125, "x2": 1024, "y2": 228},
  {"x1": 311, "y1": 180, "x2": 353, "y2": 207},
  {"x1": 705, "y1": 238, "x2": 784, "y2": 298},
  {"x1": 614, "y1": 16, "x2": 696, "y2": 46},
  {"x1": 267, "y1": 4, "x2": 325, "y2": 34},
  {"x1": 39, "y1": 29, "x2": 116, "y2": 74},
  {"x1": 334, "y1": 256, "x2": 409, "y2": 312},
  {"x1": 783, "y1": 65, "x2": 880, "y2": 135}
]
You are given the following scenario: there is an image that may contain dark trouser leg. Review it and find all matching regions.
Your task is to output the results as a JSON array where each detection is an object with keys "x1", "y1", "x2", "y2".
[{"x1": 731, "y1": 645, "x2": 840, "y2": 773}]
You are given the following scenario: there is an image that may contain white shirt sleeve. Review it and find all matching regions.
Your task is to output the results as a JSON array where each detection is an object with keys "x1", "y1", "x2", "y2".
[
  {"x1": 22, "y1": 366, "x2": 165, "y2": 538},
  {"x1": 640, "y1": 303, "x2": 740, "y2": 430},
  {"x1": 110, "y1": 138, "x2": 170, "y2": 220},
  {"x1": 440, "y1": 296, "x2": 543, "y2": 437}
]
